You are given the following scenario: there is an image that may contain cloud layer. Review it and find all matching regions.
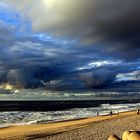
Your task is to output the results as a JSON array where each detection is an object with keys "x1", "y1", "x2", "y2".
[
  {"x1": 4, "y1": 0, "x2": 140, "y2": 59},
  {"x1": 0, "y1": 0, "x2": 140, "y2": 90}
]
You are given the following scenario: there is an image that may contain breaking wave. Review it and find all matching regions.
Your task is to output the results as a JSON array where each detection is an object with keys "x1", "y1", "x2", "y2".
[{"x1": 0, "y1": 102, "x2": 140, "y2": 128}]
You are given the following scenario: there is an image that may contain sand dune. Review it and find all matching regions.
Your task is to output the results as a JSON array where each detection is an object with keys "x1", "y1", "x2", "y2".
[{"x1": 0, "y1": 111, "x2": 140, "y2": 140}]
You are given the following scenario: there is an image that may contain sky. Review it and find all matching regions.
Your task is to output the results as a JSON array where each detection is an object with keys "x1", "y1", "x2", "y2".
[{"x1": 0, "y1": 0, "x2": 140, "y2": 91}]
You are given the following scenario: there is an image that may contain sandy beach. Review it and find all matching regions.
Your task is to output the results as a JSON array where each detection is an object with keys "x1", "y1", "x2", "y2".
[{"x1": 0, "y1": 111, "x2": 140, "y2": 140}]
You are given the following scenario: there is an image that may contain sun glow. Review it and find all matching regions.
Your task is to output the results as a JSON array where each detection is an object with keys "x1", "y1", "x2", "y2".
[
  {"x1": 43, "y1": 0, "x2": 62, "y2": 8},
  {"x1": 0, "y1": 83, "x2": 14, "y2": 90},
  {"x1": 43, "y1": 0, "x2": 55, "y2": 8}
]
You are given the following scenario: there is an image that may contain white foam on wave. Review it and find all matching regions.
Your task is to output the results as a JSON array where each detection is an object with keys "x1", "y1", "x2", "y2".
[{"x1": 0, "y1": 103, "x2": 140, "y2": 128}]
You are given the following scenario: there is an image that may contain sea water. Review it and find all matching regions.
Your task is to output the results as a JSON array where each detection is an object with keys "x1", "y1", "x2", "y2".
[{"x1": 0, "y1": 102, "x2": 140, "y2": 128}]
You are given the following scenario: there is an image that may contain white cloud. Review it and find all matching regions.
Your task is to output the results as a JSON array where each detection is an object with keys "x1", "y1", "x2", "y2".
[
  {"x1": 77, "y1": 60, "x2": 122, "y2": 70},
  {"x1": 116, "y1": 70, "x2": 140, "y2": 82}
]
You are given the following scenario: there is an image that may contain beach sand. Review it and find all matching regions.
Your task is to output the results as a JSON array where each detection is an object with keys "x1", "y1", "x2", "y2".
[{"x1": 0, "y1": 111, "x2": 140, "y2": 140}]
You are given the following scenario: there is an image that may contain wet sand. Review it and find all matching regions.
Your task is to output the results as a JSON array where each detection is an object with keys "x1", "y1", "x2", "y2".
[{"x1": 0, "y1": 111, "x2": 140, "y2": 140}]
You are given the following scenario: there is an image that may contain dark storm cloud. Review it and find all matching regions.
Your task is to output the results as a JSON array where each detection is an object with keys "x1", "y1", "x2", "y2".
[
  {"x1": 0, "y1": 1, "x2": 140, "y2": 90},
  {"x1": 5, "y1": 0, "x2": 140, "y2": 60},
  {"x1": 79, "y1": 69, "x2": 115, "y2": 88}
]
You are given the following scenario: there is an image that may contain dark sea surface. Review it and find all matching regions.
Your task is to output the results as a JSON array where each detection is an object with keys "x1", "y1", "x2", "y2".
[
  {"x1": 0, "y1": 100, "x2": 140, "y2": 128},
  {"x1": 0, "y1": 89, "x2": 140, "y2": 128}
]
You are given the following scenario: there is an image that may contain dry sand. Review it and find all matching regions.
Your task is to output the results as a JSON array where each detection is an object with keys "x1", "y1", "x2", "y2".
[{"x1": 0, "y1": 111, "x2": 140, "y2": 140}]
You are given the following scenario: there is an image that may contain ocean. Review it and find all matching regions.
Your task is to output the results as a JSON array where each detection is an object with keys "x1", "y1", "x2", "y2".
[
  {"x1": 0, "y1": 102, "x2": 140, "y2": 128},
  {"x1": 0, "y1": 89, "x2": 140, "y2": 128}
]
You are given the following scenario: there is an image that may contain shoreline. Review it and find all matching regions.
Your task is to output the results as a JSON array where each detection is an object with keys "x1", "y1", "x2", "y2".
[
  {"x1": 0, "y1": 109, "x2": 135, "y2": 128},
  {"x1": 0, "y1": 110, "x2": 139, "y2": 139}
]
